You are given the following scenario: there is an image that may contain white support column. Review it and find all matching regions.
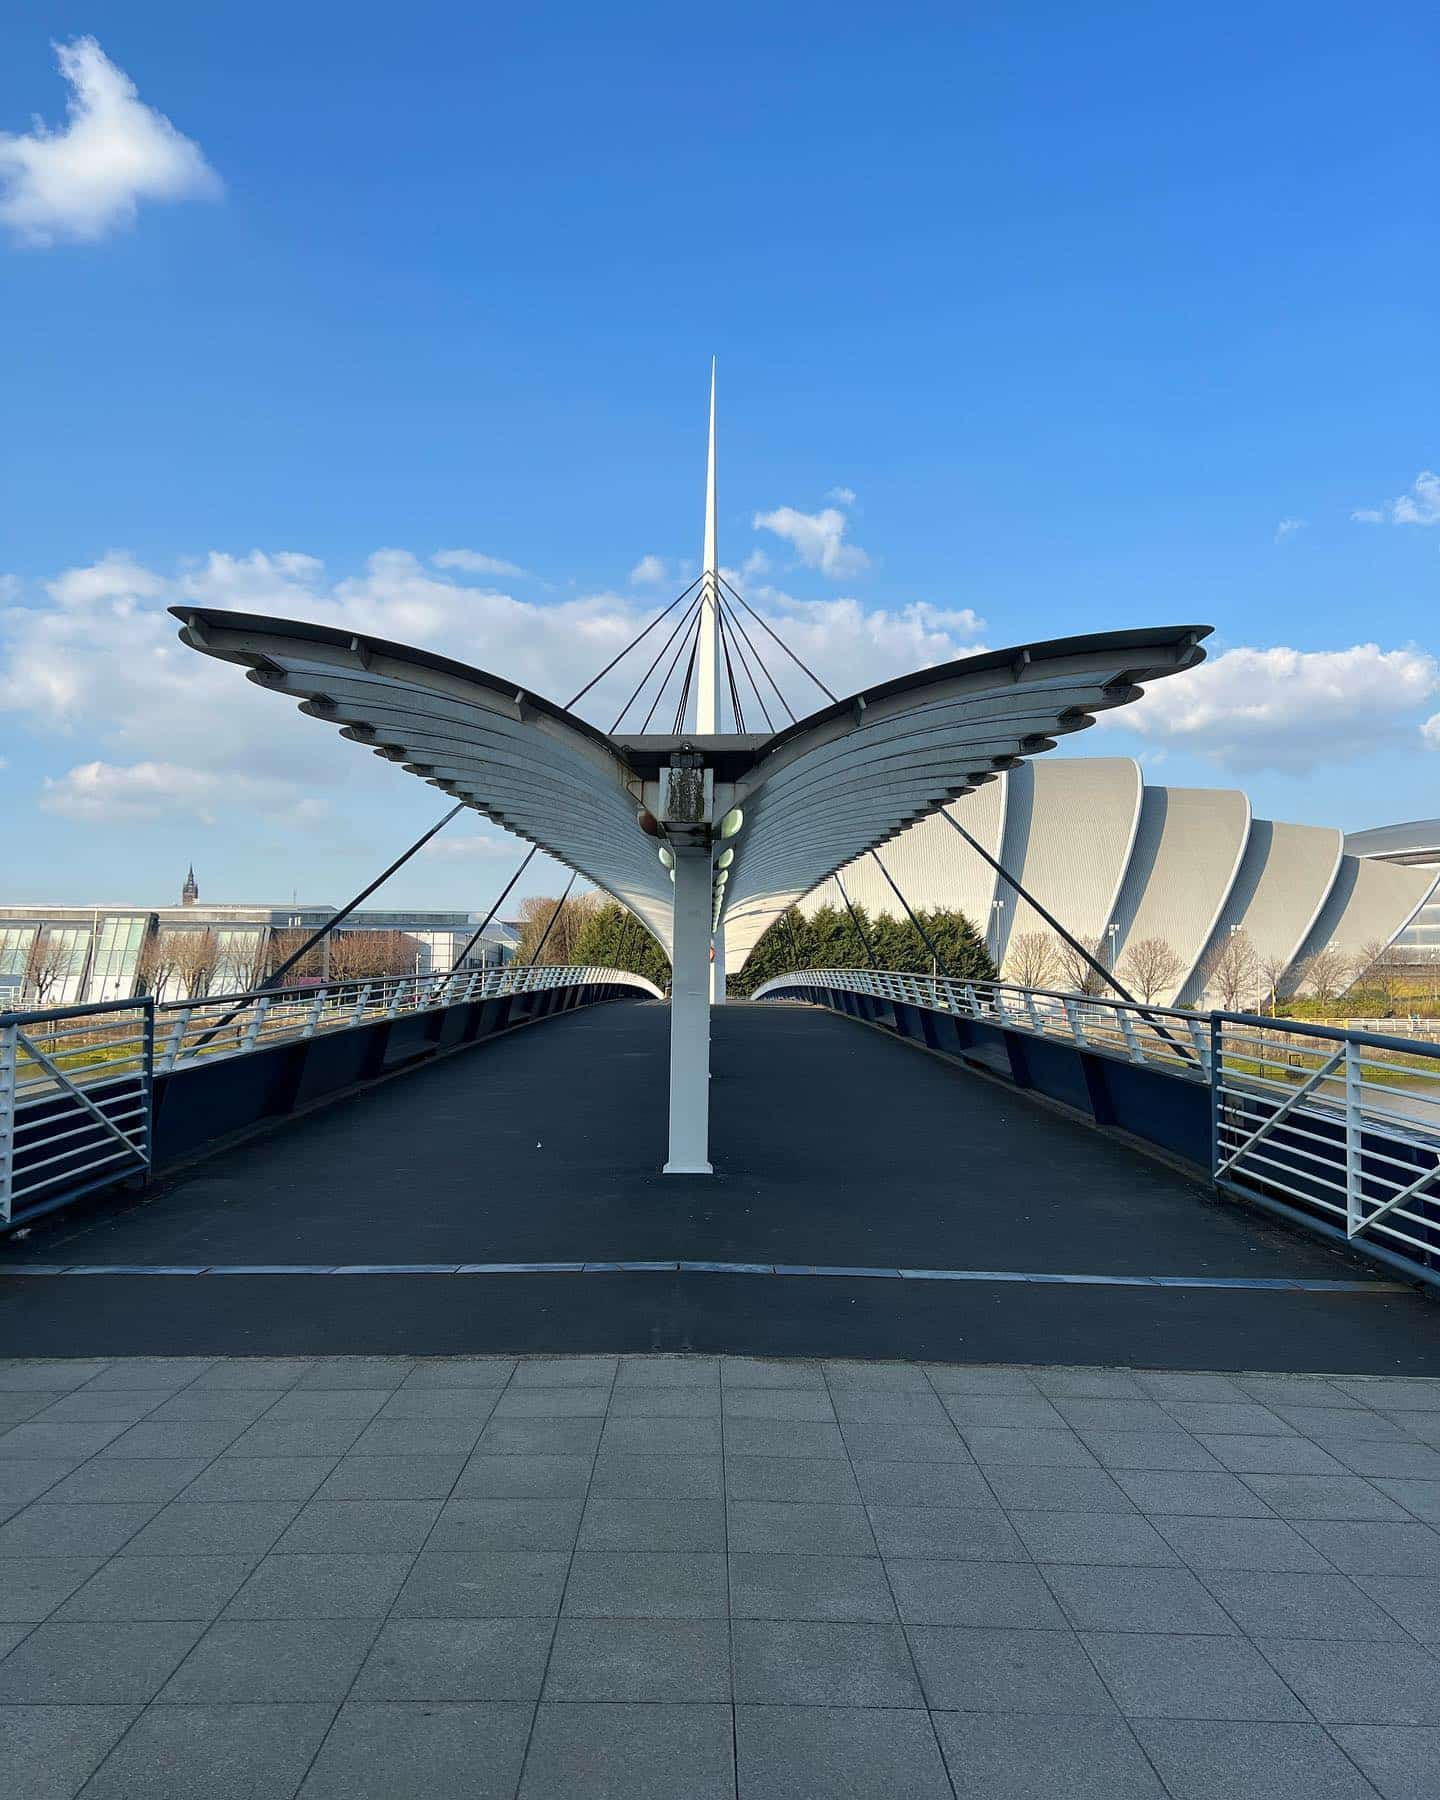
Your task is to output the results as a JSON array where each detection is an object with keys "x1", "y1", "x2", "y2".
[
  {"x1": 665, "y1": 845, "x2": 714, "y2": 1173},
  {"x1": 710, "y1": 923, "x2": 726, "y2": 1005}
]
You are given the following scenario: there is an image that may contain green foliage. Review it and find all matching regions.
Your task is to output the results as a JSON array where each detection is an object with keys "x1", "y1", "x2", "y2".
[
  {"x1": 728, "y1": 901, "x2": 995, "y2": 996},
  {"x1": 572, "y1": 900, "x2": 672, "y2": 990}
]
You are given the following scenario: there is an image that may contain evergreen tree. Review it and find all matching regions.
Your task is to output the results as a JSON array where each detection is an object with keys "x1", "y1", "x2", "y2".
[
  {"x1": 573, "y1": 900, "x2": 672, "y2": 990},
  {"x1": 729, "y1": 901, "x2": 995, "y2": 994}
]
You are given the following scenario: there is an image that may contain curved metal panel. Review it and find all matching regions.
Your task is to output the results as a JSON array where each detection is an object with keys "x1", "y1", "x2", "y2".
[
  {"x1": 1109, "y1": 785, "x2": 1252, "y2": 1004},
  {"x1": 992, "y1": 758, "x2": 1143, "y2": 969},
  {"x1": 1291, "y1": 856, "x2": 1440, "y2": 990},
  {"x1": 1180, "y1": 819, "x2": 1343, "y2": 1006}
]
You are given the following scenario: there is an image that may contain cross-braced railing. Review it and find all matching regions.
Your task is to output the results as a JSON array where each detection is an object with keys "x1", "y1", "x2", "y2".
[
  {"x1": 752, "y1": 966, "x2": 1211, "y2": 1077},
  {"x1": 2, "y1": 965, "x2": 660, "y2": 1226},
  {"x1": 757, "y1": 966, "x2": 1440, "y2": 1282}
]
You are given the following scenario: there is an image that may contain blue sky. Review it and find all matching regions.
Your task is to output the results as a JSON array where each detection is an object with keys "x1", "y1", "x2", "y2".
[{"x1": 1, "y1": 4, "x2": 1436, "y2": 912}]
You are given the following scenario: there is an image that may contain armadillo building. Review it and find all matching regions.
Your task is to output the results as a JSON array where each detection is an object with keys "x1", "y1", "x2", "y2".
[{"x1": 799, "y1": 760, "x2": 1439, "y2": 1006}]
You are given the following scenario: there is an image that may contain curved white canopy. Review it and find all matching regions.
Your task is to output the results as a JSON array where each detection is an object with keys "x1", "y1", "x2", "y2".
[{"x1": 172, "y1": 608, "x2": 1209, "y2": 962}]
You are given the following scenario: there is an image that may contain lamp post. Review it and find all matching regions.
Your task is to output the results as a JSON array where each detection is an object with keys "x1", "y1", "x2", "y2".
[
  {"x1": 1107, "y1": 922, "x2": 1119, "y2": 971},
  {"x1": 990, "y1": 897, "x2": 1005, "y2": 963}
]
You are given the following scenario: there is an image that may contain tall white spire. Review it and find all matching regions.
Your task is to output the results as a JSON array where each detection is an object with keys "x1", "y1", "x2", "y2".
[{"x1": 695, "y1": 358, "x2": 719, "y2": 734}]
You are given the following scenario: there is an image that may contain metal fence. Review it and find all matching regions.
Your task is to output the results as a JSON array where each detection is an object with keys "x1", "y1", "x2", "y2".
[
  {"x1": 2, "y1": 965, "x2": 660, "y2": 1227},
  {"x1": 149, "y1": 963, "x2": 661, "y2": 1073},
  {"x1": 1212, "y1": 1013, "x2": 1440, "y2": 1272},
  {"x1": 1, "y1": 996, "x2": 154, "y2": 1225},
  {"x1": 756, "y1": 966, "x2": 1440, "y2": 1287},
  {"x1": 752, "y1": 966, "x2": 1213, "y2": 1079}
]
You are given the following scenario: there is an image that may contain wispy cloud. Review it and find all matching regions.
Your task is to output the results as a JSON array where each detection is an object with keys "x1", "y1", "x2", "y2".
[
  {"x1": 1352, "y1": 471, "x2": 1440, "y2": 527},
  {"x1": 433, "y1": 548, "x2": 527, "y2": 578},
  {"x1": 629, "y1": 554, "x2": 667, "y2": 585},
  {"x1": 1274, "y1": 518, "x2": 1305, "y2": 542},
  {"x1": 0, "y1": 38, "x2": 220, "y2": 247},
  {"x1": 753, "y1": 503, "x2": 870, "y2": 579},
  {"x1": 826, "y1": 486, "x2": 857, "y2": 505}
]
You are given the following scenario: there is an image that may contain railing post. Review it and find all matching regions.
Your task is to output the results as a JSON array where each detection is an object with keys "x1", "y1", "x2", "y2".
[
  {"x1": 303, "y1": 990, "x2": 326, "y2": 1039},
  {"x1": 1062, "y1": 997, "x2": 1086, "y2": 1049},
  {"x1": 349, "y1": 982, "x2": 372, "y2": 1027},
  {"x1": 1345, "y1": 1037, "x2": 1363, "y2": 1237},
  {"x1": 1117, "y1": 1006, "x2": 1144, "y2": 1064},
  {"x1": 386, "y1": 980, "x2": 405, "y2": 1019},
  {"x1": 160, "y1": 1006, "x2": 192, "y2": 1073},
  {"x1": 0, "y1": 1019, "x2": 16, "y2": 1225},
  {"x1": 1209, "y1": 1014, "x2": 1223, "y2": 1180},
  {"x1": 1187, "y1": 1016, "x2": 1210, "y2": 1076},
  {"x1": 1023, "y1": 989, "x2": 1042, "y2": 1032},
  {"x1": 242, "y1": 995, "x2": 271, "y2": 1054}
]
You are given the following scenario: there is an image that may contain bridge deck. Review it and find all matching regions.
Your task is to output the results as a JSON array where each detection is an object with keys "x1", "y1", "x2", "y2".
[{"x1": 3, "y1": 1001, "x2": 1437, "y2": 1371}]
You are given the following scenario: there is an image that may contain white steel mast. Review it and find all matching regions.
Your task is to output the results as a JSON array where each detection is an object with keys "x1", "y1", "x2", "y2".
[{"x1": 695, "y1": 359, "x2": 720, "y2": 734}]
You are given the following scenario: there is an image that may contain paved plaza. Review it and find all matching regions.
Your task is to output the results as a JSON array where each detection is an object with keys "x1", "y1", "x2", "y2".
[{"x1": 1, "y1": 1353, "x2": 1439, "y2": 1797}]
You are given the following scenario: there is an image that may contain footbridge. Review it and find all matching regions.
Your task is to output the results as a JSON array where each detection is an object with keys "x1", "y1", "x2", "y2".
[{"x1": 4, "y1": 964, "x2": 1438, "y2": 1373}]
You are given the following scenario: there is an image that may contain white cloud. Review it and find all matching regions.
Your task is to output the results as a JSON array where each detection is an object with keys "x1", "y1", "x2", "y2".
[
  {"x1": 1274, "y1": 519, "x2": 1305, "y2": 542},
  {"x1": 753, "y1": 505, "x2": 870, "y2": 579},
  {"x1": 1100, "y1": 643, "x2": 1440, "y2": 772},
  {"x1": 433, "y1": 548, "x2": 527, "y2": 578},
  {"x1": 1423, "y1": 713, "x2": 1440, "y2": 751},
  {"x1": 1353, "y1": 471, "x2": 1440, "y2": 527},
  {"x1": 739, "y1": 550, "x2": 771, "y2": 579},
  {"x1": 0, "y1": 547, "x2": 1000, "y2": 832},
  {"x1": 420, "y1": 833, "x2": 521, "y2": 861},
  {"x1": 39, "y1": 759, "x2": 324, "y2": 826},
  {"x1": 0, "y1": 37, "x2": 220, "y2": 247},
  {"x1": 629, "y1": 554, "x2": 667, "y2": 585},
  {"x1": 826, "y1": 486, "x2": 857, "y2": 505}
]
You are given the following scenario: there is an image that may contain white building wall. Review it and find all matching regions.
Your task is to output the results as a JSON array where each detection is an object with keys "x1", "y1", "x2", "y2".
[
  {"x1": 1079, "y1": 783, "x2": 1251, "y2": 1004},
  {"x1": 1291, "y1": 856, "x2": 1440, "y2": 990},
  {"x1": 1180, "y1": 819, "x2": 1342, "y2": 1007},
  {"x1": 992, "y1": 759, "x2": 1142, "y2": 969}
]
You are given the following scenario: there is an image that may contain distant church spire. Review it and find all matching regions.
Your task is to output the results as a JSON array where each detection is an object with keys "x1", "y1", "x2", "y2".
[{"x1": 182, "y1": 863, "x2": 199, "y2": 906}]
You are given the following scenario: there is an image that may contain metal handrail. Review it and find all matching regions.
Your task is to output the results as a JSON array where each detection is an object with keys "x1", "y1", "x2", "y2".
[{"x1": 757, "y1": 966, "x2": 1440, "y2": 1283}]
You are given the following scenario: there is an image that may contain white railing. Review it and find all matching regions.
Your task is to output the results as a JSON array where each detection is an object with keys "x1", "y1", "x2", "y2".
[
  {"x1": 1212, "y1": 1013, "x2": 1440, "y2": 1264},
  {"x1": 150, "y1": 963, "x2": 661, "y2": 1074},
  {"x1": 757, "y1": 966, "x2": 1440, "y2": 1282},
  {"x1": 2, "y1": 965, "x2": 659, "y2": 1225},
  {"x1": 752, "y1": 966, "x2": 1211, "y2": 1078},
  {"x1": 0, "y1": 996, "x2": 154, "y2": 1225}
]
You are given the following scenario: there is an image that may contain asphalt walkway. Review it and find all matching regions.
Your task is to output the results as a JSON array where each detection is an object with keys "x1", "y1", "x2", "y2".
[{"x1": 2, "y1": 1002, "x2": 1437, "y2": 1369}]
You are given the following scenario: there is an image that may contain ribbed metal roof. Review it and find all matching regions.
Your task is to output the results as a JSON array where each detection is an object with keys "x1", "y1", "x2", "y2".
[{"x1": 171, "y1": 608, "x2": 1209, "y2": 958}]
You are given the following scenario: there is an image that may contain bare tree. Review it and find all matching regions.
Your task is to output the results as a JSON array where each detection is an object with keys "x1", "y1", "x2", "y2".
[
  {"x1": 171, "y1": 929, "x2": 220, "y2": 1001},
  {"x1": 327, "y1": 930, "x2": 421, "y2": 982},
  {"x1": 1054, "y1": 935, "x2": 1111, "y2": 998},
  {"x1": 1119, "y1": 936, "x2": 1184, "y2": 1005},
  {"x1": 265, "y1": 929, "x2": 324, "y2": 986},
  {"x1": 514, "y1": 892, "x2": 602, "y2": 966},
  {"x1": 1302, "y1": 944, "x2": 1349, "y2": 1007},
  {"x1": 1257, "y1": 951, "x2": 1293, "y2": 1017},
  {"x1": 134, "y1": 930, "x2": 184, "y2": 1001},
  {"x1": 1348, "y1": 939, "x2": 1403, "y2": 1016},
  {"x1": 24, "y1": 932, "x2": 73, "y2": 1006},
  {"x1": 1199, "y1": 929, "x2": 1260, "y2": 1011},
  {"x1": 1006, "y1": 931, "x2": 1059, "y2": 990}
]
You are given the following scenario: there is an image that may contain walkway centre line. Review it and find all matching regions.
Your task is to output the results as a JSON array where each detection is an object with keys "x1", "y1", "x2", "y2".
[{"x1": 0, "y1": 1261, "x2": 1404, "y2": 1292}]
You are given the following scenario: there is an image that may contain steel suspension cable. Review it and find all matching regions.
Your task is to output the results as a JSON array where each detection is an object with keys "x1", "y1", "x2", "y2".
[
  {"x1": 833, "y1": 870, "x2": 880, "y2": 970},
  {"x1": 611, "y1": 592, "x2": 705, "y2": 733},
  {"x1": 444, "y1": 845, "x2": 539, "y2": 977},
  {"x1": 718, "y1": 573, "x2": 837, "y2": 702},
  {"x1": 670, "y1": 611, "x2": 702, "y2": 733},
  {"x1": 641, "y1": 599, "x2": 704, "y2": 732},
  {"x1": 718, "y1": 593, "x2": 795, "y2": 724},
  {"x1": 717, "y1": 604, "x2": 747, "y2": 732},
  {"x1": 868, "y1": 850, "x2": 951, "y2": 976},
  {"x1": 936, "y1": 810, "x2": 1196, "y2": 1066},
  {"x1": 716, "y1": 595, "x2": 776, "y2": 731},
  {"x1": 565, "y1": 574, "x2": 704, "y2": 710},
  {"x1": 526, "y1": 870, "x2": 579, "y2": 967}
]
